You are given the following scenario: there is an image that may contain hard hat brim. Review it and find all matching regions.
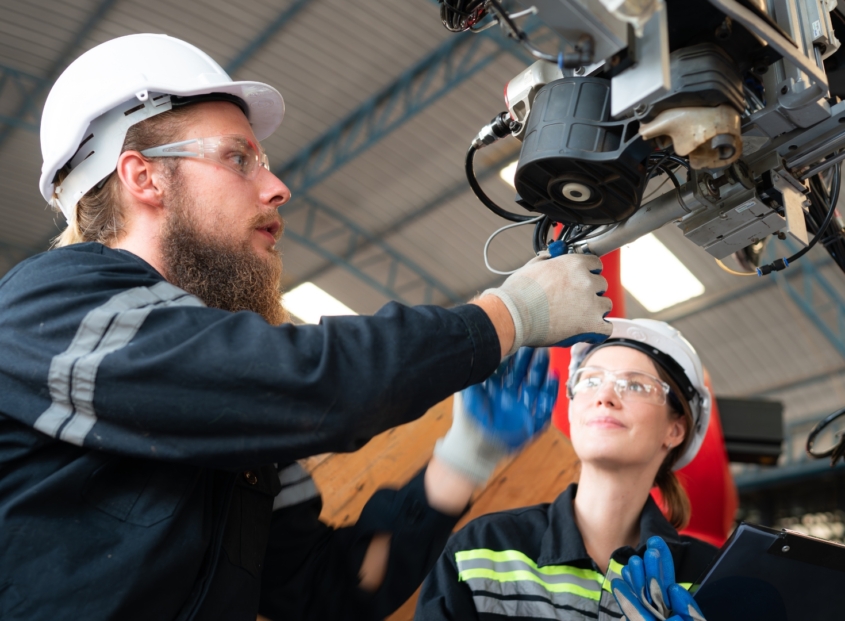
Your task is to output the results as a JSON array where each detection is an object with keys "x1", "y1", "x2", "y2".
[{"x1": 39, "y1": 79, "x2": 284, "y2": 205}]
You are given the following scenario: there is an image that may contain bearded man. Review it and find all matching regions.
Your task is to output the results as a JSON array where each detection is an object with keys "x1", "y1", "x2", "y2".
[{"x1": 0, "y1": 35, "x2": 612, "y2": 621}]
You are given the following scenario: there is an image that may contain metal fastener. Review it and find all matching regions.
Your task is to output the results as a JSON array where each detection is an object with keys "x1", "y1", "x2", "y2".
[
  {"x1": 243, "y1": 471, "x2": 258, "y2": 485},
  {"x1": 782, "y1": 545, "x2": 790, "y2": 553}
]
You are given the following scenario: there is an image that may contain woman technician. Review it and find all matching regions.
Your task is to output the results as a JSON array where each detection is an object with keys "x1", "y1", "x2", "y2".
[{"x1": 415, "y1": 318, "x2": 718, "y2": 621}]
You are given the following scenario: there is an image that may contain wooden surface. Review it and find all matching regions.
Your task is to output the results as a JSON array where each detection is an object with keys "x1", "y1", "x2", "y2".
[{"x1": 303, "y1": 397, "x2": 581, "y2": 620}]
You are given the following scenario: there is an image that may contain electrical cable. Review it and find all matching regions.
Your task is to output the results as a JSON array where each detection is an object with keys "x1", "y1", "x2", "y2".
[
  {"x1": 478, "y1": 0, "x2": 593, "y2": 67},
  {"x1": 439, "y1": 0, "x2": 487, "y2": 32},
  {"x1": 466, "y1": 145, "x2": 534, "y2": 222},
  {"x1": 641, "y1": 176, "x2": 672, "y2": 202},
  {"x1": 486, "y1": 0, "x2": 557, "y2": 62},
  {"x1": 532, "y1": 216, "x2": 552, "y2": 253},
  {"x1": 757, "y1": 162, "x2": 842, "y2": 275},
  {"x1": 484, "y1": 215, "x2": 545, "y2": 275},
  {"x1": 648, "y1": 152, "x2": 690, "y2": 171},
  {"x1": 715, "y1": 257, "x2": 757, "y2": 276}
]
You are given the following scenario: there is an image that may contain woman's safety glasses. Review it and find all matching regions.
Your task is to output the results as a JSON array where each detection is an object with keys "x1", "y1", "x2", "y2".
[
  {"x1": 567, "y1": 366, "x2": 671, "y2": 405},
  {"x1": 140, "y1": 135, "x2": 270, "y2": 180}
]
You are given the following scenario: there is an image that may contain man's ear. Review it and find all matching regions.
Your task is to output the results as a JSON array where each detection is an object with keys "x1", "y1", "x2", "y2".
[{"x1": 116, "y1": 151, "x2": 167, "y2": 210}]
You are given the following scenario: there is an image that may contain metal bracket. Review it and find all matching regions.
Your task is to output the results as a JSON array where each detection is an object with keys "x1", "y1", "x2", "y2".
[
  {"x1": 772, "y1": 172, "x2": 810, "y2": 246},
  {"x1": 708, "y1": 0, "x2": 828, "y2": 91},
  {"x1": 610, "y1": 1, "x2": 670, "y2": 118}
]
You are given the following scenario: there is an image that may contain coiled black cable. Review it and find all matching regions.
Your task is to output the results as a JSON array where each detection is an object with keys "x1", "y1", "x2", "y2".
[
  {"x1": 532, "y1": 216, "x2": 554, "y2": 253},
  {"x1": 465, "y1": 145, "x2": 534, "y2": 223}
]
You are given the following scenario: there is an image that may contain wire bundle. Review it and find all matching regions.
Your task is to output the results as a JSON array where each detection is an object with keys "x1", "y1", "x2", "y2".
[
  {"x1": 439, "y1": 0, "x2": 488, "y2": 32},
  {"x1": 756, "y1": 162, "x2": 843, "y2": 276},
  {"x1": 806, "y1": 166, "x2": 845, "y2": 272}
]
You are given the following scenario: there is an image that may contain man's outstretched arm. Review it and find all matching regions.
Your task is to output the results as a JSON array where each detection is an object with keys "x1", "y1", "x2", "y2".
[{"x1": 258, "y1": 349, "x2": 559, "y2": 620}]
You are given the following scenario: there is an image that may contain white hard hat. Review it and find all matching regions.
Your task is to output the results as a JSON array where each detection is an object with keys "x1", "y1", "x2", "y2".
[
  {"x1": 568, "y1": 318, "x2": 712, "y2": 470},
  {"x1": 39, "y1": 33, "x2": 285, "y2": 221}
]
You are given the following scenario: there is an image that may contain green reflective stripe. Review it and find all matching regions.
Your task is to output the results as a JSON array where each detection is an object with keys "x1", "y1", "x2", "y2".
[
  {"x1": 607, "y1": 558, "x2": 625, "y2": 577},
  {"x1": 457, "y1": 568, "x2": 603, "y2": 601},
  {"x1": 680, "y1": 582, "x2": 693, "y2": 590},
  {"x1": 455, "y1": 549, "x2": 604, "y2": 583},
  {"x1": 602, "y1": 558, "x2": 626, "y2": 592}
]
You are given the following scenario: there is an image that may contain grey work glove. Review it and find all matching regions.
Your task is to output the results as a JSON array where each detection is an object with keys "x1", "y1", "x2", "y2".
[
  {"x1": 434, "y1": 348, "x2": 558, "y2": 484},
  {"x1": 483, "y1": 252, "x2": 612, "y2": 356}
]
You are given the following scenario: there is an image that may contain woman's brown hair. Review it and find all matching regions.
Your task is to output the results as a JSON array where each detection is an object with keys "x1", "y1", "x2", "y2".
[
  {"x1": 52, "y1": 105, "x2": 196, "y2": 248},
  {"x1": 652, "y1": 364, "x2": 694, "y2": 530}
]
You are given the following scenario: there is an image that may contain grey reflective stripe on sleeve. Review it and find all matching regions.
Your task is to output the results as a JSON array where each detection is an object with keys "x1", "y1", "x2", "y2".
[
  {"x1": 273, "y1": 462, "x2": 320, "y2": 510},
  {"x1": 34, "y1": 282, "x2": 203, "y2": 445}
]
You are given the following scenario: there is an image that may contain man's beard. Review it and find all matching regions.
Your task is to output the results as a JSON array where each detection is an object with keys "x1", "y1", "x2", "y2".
[{"x1": 160, "y1": 183, "x2": 289, "y2": 326}]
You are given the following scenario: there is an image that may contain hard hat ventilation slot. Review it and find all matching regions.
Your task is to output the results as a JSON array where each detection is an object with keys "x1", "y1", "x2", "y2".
[{"x1": 123, "y1": 103, "x2": 146, "y2": 117}]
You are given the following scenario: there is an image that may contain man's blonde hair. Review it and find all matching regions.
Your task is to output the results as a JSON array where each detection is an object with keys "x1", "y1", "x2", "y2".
[{"x1": 52, "y1": 105, "x2": 196, "y2": 248}]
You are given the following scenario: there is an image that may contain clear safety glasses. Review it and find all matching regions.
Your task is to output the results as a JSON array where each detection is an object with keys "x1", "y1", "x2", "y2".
[
  {"x1": 568, "y1": 366, "x2": 671, "y2": 405},
  {"x1": 140, "y1": 134, "x2": 270, "y2": 180}
]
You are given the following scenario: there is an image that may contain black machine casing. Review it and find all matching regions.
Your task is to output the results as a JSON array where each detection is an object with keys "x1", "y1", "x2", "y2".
[{"x1": 513, "y1": 76, "x2": 651, "y2": 225}]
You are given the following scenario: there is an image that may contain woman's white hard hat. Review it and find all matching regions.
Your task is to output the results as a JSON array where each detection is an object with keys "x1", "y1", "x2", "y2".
[
  {"x1": 39, "y1": 33, "x2": 285, "y2": 221},
  {"x1": 569, "y1": 318, "x2": 712, "y2": 470}
]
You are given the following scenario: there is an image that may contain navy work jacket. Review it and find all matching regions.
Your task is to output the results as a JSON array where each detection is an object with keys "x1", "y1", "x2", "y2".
[
  {"x1": 416, "y1": 484, "x2": 718, "y2": 620},
  {"x1": 0, "y1": 243, "x2": 501, "y2": 620}
]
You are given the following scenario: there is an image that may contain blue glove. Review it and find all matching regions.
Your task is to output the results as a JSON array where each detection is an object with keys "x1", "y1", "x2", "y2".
[
  {"x1": 611, "y1": 537, "x2": 707, "y2": 621},
  {"x1": 464, "y1": 347, "x2": 558, "y2": 450},
  {"x1": 433, "y1": 348, "x2": 559, "y2": 483}
]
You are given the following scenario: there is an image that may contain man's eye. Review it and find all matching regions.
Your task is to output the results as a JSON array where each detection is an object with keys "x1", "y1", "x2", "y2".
[{"x1": 227, "y1": 151, "x2": 249, "y2": 171}]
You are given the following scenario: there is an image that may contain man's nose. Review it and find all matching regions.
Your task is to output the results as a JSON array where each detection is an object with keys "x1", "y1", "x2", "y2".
[{"x1": 259, "y1": 168, "x2": 291, "y2": 208}]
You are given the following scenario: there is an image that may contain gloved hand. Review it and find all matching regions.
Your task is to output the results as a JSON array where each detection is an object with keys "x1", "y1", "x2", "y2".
[
  {"x1": 611, "y1": 537, "x2": 707, "y2": 621},
  {"x1": 483, "y1": 252, "x2": 612, "y2": 356},
  {"x1": 434, "y1": 348, "x2": 558, "y2": 484}
]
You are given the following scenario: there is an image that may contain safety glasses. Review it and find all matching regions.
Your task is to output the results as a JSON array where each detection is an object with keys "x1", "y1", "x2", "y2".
[
  {"x1": 568, "y1": 366, "x2": 671, "y2": 406},
  {"x1": 140, "y1": 134, "x2": 270, "y2": 180}
]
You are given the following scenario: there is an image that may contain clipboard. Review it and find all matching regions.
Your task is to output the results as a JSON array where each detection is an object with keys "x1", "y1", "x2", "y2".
[{"x1": 693, "y1": 522, "x2": 845, "y2": 621}]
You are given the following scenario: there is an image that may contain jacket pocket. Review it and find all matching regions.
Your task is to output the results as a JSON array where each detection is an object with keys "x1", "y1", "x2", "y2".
[
  {"x1": 82, "y1": 457, "x2": 200, "y2": 527},
  {"x1": 221, "y1": 464, "x2": 282, "y2": 577}
]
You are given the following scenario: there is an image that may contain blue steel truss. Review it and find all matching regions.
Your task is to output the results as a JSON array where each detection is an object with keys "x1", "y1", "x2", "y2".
[
  {"x1": 290, "y1": 145, "x2": 520, "y2": 286},
  {"x1": 0, "y1": 0, "x2": 309, "y2": 138},
  {"x1": 0, "y1": 65, "x2": 43, "y2": 133},
  {"x1": 225, "y1": 0, "x2": 311, "y2": 74},
  {"x1": 0, "y1": 0, "x2": 120, "y2": 147},
  {"x1": 284, "y1": 196, "x2": 462, "y2": 305},
  {"x1": 275, "y1": 24, "x2": 540, "y2": 197},
  {"x1": 767, "y1": 238, "x2": 845, "y2": 360}
]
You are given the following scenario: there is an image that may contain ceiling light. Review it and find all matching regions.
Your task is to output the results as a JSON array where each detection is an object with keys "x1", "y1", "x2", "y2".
[
  {"x1": 621, "y1": 233, "x2": 705, "y2": 312},
  {"x1": 283, "y1": 282, "x2": 357, "y2": 324},
  {"x1": 500, "y1": 161, "x2": 518, "y2": 188}
]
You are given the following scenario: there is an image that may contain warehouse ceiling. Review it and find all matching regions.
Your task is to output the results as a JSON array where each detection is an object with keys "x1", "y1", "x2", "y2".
[{"x1": 1, "y1": 0, "x2": 844, "y2": 478}]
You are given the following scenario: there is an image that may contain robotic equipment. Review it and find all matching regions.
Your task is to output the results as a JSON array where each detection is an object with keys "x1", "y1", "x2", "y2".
[{"x1": 442, "y1": 0, "x2": 845, "y2": 277}]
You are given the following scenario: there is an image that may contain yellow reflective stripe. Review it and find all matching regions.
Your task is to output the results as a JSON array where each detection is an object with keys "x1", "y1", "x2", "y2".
[
  {"x1": 680, "y1": 582, "x2": 693, "y2": 590},
  {"x1": 457, "y1": 568, "x2": 603, "y2": 601},
  {"x1": 598, "y1": 558, "x2": 626, "y2": 592},
  {"x1": 455, "y1": 549, "x2": 604, "y2": 583},
  {"x1": 607, "y1": 558, "x2": 625, "y2": 576}
]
